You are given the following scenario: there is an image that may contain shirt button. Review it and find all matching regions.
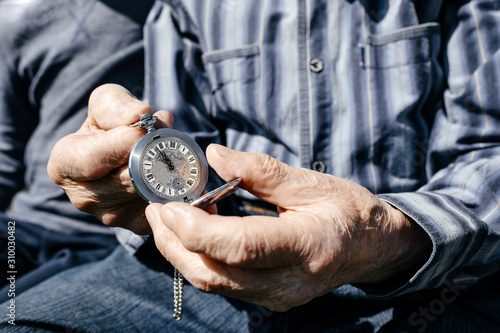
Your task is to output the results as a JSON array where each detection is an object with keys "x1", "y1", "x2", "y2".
[
  {"x1": 311, "y1": 161, "x2": 326, "y2": 173},
  {"x1": 309, "y1": 58, "x2": 324, "y2": 73}
]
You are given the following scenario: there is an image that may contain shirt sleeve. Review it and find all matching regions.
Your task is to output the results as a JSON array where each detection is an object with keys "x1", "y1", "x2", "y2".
[
  {"x1": 373, "y1": 0, "x2": 500, "y2": 297},
  {"x1": 0, "y1": 5, "x2": 38, "y2": 211}
]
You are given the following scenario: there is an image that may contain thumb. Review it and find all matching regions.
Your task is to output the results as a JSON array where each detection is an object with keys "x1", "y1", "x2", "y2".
[{"x1": 206, "y1": 144, "x2": 313, "y2": 207}]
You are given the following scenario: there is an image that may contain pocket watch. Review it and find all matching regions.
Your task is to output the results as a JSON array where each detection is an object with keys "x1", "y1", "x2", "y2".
[
  {"x1": 129, "y1": 113, "x2": 240, "y2": 208},
  {"x1": 129, "y1": 113, "x2": 241, "y2": 320}
]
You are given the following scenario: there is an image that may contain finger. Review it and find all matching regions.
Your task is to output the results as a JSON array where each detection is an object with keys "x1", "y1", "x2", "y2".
[
  {"x1": 57, "y1": 164, "x2": 151, "y2": 234},
  {"x1": 146, "y1": 203, "x2": 216, "y2": 271},
  {"x1": 206, "y1": 144, "x2": 322, "y2": 207},
  {"x1": 149, "y1": 202, "x2": 310, "y2": 268},
  {"x1": 88, "y1": 84, "x2": 152, "y2": 130},
  {"x1": 50, "y1": 108, "x2": 175, "y2": 182},
  {"x1": 146, "y1": 203, "x2": 311, "y2": 310},
  {"x1": 49, "y1": 125, "x2": 143, "y2": 181},
  {"x1": 154, "y1": 110, "x2": 174, "y2": 129}
]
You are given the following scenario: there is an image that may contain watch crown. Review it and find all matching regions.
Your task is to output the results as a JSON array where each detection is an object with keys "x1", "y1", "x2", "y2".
[{"x1": 130, "y1": 113, "x2": 158, "y2": 133}]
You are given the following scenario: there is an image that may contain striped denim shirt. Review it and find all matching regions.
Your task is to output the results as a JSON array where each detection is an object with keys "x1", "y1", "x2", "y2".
[{"x1": 142, "y1": 0, "x2": 500, "y2": 297}]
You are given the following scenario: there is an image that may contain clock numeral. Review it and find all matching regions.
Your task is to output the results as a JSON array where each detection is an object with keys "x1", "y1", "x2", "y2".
[
  {"x1": 178, "y1": 188, "x2": 187, "y2": 195},
  {"x1": 145, "y1": 173, "x2": 155, "y2": 182},
  {"x1": 179, "y1": 145, "x2": 189, "y2": 154},
  {"x1": 147, "y1": 149, "x2": 157, "y2": 158},
  {"x1": 190, "y1": 167, "x2": 198, "y2": 176},
  {"x1": 157, "y1": 142, "x2": 166, "y2": 150},
  {"x1": 166, "y1": 188, "x2": 175, "y2": 196},
  {"x1": 143, "y1": 161, "x2": 153, "y2": 170},
  {"x1": 186, "y1": 178, "x2": 195, "y2": 187},
  {"x1": 169, "y1": 141, "x2": 177, "y2": 150},
  {"x1": 187, "y1": 155, "x2": 196, "y2": 164},
  {"x1": 154, "y1": 183, "x2": 164, "y2": 192}
]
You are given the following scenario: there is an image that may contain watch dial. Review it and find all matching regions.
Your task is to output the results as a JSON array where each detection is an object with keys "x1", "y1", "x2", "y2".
[{"x1": 140, "y1": 137, "x2": 202, "y2": 201}]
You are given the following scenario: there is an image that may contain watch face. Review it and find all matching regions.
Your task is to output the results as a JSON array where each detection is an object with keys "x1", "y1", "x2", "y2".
[{"x1": 129, "y1": 129, "x2": 208, "y2": 204}]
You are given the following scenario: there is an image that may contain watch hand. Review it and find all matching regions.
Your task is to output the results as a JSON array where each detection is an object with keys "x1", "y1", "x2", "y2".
[{"x1": 159, "y1": 150, "x2": 175, "y2": 171}]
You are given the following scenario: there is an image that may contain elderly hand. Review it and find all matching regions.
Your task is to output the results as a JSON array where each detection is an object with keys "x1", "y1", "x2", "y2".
[
  {"x1": 48, "y1": 84, "x2": 173, "y2": 234},
  {"x1": 146, "y1": 145, "x2": 432, "y2": 311}
]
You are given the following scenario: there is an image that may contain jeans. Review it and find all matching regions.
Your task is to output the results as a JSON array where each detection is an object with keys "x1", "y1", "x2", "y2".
[
  {"x1": 0, "y1": 214, "x2": 118, "y2": 305},
  {"x1": 1, "y1": 236, "x2": 500, "y2": 333}
]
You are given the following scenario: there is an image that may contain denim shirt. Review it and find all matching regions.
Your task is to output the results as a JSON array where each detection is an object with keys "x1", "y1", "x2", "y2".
[{"x1": 138, "y1": 0, "x2": 500, "y2": 297}]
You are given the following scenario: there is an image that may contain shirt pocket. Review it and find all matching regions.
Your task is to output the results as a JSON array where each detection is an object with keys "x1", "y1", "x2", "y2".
[
  {"x1": 363, "y1": 23, "x2": 440, "y2": 67},
  {"x1": 360, "y1": 23, "x2": 442, "y2": 190},
  {"x1": 202, "y1": 44, "x2": 261, "y2": 124},
  {"x1": 361, "y1": 22, "x2": 441, "y2": 113},
  {"x1": 201, "y1": 44, "x2": 293, "y2": 172}
]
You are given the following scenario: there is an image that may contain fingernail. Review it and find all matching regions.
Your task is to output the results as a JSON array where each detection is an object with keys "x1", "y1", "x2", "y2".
[
  {"x1": 156, "y1": 118, "x2": 173, "y2": 129},
  {"x1": 152, "y1": 110, "x2": 173, "y2": 129},
  {"x1": 209, "y1": 144, "x2": 233, "y2": 159}
]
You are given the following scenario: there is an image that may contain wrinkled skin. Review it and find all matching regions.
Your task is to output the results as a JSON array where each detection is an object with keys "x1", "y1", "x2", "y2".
[
  {"x1": 146, "y1": 145, "x2": 432, "y2": 311},
  {"x1": 48, "y1": 84, "x2": 174, "y2": 234},
  {"x1": 49, "y1": 84, "x2": 432, "y2": 311}
]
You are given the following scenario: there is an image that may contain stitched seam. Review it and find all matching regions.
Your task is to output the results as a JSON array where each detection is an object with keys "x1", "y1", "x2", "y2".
[
  {"x1": 258, "y1": 0, "x2": 268, "y2": 128},
  {"x1": 201, "y1": 44, "x2": 260, "y2": 63},
  {"x1": 306, "y1": 0, "x2": 314, "y2": 155},
  {"x1": 362, "y1": 6, "x2": 378, "y2": 194},
  {"x1": 469, "y1": 2, "x2": 487, "y2": 64},
  {"x1": 366, "y1": 22, "x2": 440, "y2": 46}
]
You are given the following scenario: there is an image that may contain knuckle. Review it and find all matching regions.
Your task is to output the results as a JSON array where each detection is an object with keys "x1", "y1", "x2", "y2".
[
  {"x1": 254, "y1": 152, "x2": 275, "y2": 169},
  {"x1": 102, "y1": 89, "x2": 127, "y2": 108},
  {"x1": 100, "y1": 213, "x2": 122, "y2": 229},
  {"x1": 67, "y1": 190, "x2": 97, "y2": 213},
  {"x1": 256, "y1": 153, "x2": 289, "y2": 183},
  {"x1": 226, "y1": 233, "x2": 259, "y2": 266},
  {"x1": 116, "y1": 100, "x2": 152, "y2": 124},
  {"x1": 89, "y1": 87, "x2": 145, "y2": 128},
  {"x1": 90, "y1": 83, "x2": 121, "y2": 100},
  {"x1": 260, "y1": 153, "x2": 282, "y2": 174},
  {"x1": 47, "y1": 136, "x2": 81, "y2": 184},
  {"x1": 89, "y1": 84, "x2": 120, "y2": 110},
  {"x1": 70, "y1": 134, "x2": 113, "y2": 181},
  {"x1": 241, "y1": 152, "x2": 282, "y2": 179},
  {"x1": 47, "y1": 155, "x2": 62, "y2": 184}
]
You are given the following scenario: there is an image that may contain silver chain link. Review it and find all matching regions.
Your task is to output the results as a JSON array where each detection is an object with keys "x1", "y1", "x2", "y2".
[{"x1": 173, "y1": 268, "x2": 184, "y2": 320}]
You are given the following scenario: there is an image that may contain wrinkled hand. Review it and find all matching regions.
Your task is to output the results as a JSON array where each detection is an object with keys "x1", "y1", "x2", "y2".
[
  {"x1": 146, "y1": 145, "x2": 432, "y2": 311},
  {"x1": 48, "y1": 84, "x2": 173, "y2": 234}
]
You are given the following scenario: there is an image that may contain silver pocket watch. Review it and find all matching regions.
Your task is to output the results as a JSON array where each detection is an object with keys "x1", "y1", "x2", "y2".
[{"x1": 129, "y1": 113, "x2": 241, "y2": 320}]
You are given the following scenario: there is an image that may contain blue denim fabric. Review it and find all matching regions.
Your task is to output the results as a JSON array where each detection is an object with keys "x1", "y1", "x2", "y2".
[
  {"x1": 0, "y1": 213, "x2": 119, "y2": 304},
  {"x1": 1, "y1": 243, "x2": 499, "y2": 332}
]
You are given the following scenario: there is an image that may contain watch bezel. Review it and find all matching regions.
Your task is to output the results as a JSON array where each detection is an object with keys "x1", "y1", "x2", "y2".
[{"x1": 129, "y1": 128, "x2": 208, "y2": 204}]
